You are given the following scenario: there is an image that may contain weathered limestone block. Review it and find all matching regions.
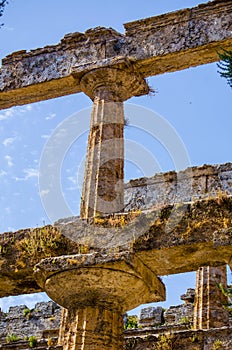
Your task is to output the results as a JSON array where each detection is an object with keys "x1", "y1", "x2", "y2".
[
  {"x1": 138, "y1": 306, "x2": 163, "y2": 327},
  {"x1": 180, "y1": 288, "x2": 195, "y2": 304},
  {"x1": 0, "y1": 0, "x2": 232, "y2": 109},
  {"x1": 124, "y1": 327, "x2": 232, "y2": 350},
  {"x1": 164, "y1": 303, "x2": 194, "y2": 325},
  {"x1": 0, "y1": 301, "x2": 61, "y2": 341},
  {"x1": 1, "y1": 196, "x2": 232, "y2": 297},
  {"x1": 124, "y1": 163, "x2": 232, "y2": 211}
]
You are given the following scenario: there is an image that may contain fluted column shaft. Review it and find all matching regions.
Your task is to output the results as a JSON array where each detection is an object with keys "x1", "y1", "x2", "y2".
[
  {"x1": 194, "y1": 265, "x2": 229, "y2": 329},
  {"x1": 79, "y1": 67, "x2": 149, "y2": 219},
  {"x1": 59, "y1": 306, "x2": 123, "y2": 350},
  {"x1": 53, "y1": 68, "x2": 149, "y2": 350},
  {"x1": 80, "y1": 96, "x2": 124, "y2": 218}
]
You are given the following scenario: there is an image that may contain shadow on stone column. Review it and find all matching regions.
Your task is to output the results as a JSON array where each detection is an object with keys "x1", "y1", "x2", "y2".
[
  {"x1": 194, "y1": 265, "x2": 229, "y2": 329},
  {"x1": 35, "y1": 252, "x2": 165, "y2": 350}
]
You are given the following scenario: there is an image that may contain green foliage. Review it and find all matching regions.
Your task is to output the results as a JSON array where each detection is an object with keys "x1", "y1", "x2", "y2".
[
  {"x1": 190, "y1": 333, "x2": 198, "y2": 343},
  {"x1": 180, "y1": 316, "x2": 190, "y2": 324},
  {"x1": 28, "y1": 336, "x2": 37, "y2": 348},
  {"x1": 217, "y1": 48, "x2": 232, "y2": 88},
  {"x1": 124, "y1": 315, "x2": 138, "y2": 329},
  {"x1": 6, "y1": 333, "x2": 19, "y2": 343},
  {"x1": 0, "y1": 0, "x2": 8, "y2": 27},
  {"x1": 23, "y1": 308, "x2": 32, "y2": 319}
]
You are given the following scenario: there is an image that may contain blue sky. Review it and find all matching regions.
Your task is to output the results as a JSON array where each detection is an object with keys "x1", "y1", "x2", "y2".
[{"x1": 0, "y1": 0, "x2": 231, "y2": 313}]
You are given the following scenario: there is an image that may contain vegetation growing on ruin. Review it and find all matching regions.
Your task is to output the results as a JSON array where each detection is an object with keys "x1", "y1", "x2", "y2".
[
  {"x1": 124, "y1": 315, "x2": 138, "y2": 330},
  {"x1": 218, "y1": 48, "x2": 232, "y2": 88}
]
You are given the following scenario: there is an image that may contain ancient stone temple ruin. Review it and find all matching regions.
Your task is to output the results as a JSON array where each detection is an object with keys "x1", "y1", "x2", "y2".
[{"x1": 0, "y1": 0, "x2": 232, "y2": 349}]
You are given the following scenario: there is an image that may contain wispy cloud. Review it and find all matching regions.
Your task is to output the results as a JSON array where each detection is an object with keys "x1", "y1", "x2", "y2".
[
  {"x1": 0, "y1": 109, "x2": 15, "y2": 121},
  {"x1": 0, "y1": 170, "x2": 7, "y2": 177},
  {"x1": 39, "y1": 189, "x2": 50, "y2": 197},
  {"x1": 46, "y1": 113, "x2": 56, "y2": 120},
  {"x1": 41, "y1": 134, "x2": 50, "y2": 139},
  {"x1": 5, "y1": 155, "x2": 13, "y2": 167},
  {"x1": 0, "y1": 105, "x2": 33, "y2": 122},
  {"x1": 15, "y1": 168, "x2": 38, "y2": 181},
  {"x1": 67, "y1": 176, "x2": 77, "y2": 185},
  {"x1": 2, "y1": 137, "x2": 16, "y2": 146}
]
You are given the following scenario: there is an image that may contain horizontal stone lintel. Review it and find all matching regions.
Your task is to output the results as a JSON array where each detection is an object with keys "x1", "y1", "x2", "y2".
[
  {"x1": 0, "y1": 0, "x2": 232, "y2": 109},
  {"x1": 0, "y1": 196, "x2": 232, "y2": 298}
]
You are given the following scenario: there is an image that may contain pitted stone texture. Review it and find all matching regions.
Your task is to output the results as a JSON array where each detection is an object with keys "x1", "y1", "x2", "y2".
[
  {"x1": 0, "y1": 301, "x2": 61, "y2": 341},
  {"x1": 1, "y1": 164, "x2": 232, "y2": 297},
  {"x1": 164, "y1": 303, "x2": 194, "y2": 325},
  {"x1": 35, "y1": 252, "x2": 165, "y2": 350},
  {"x1": 124, "y1": 163, "x2": 232, "y2": 211},
  {"x1": 0, "y1": 1, "x2": 232, "y2": 109},
  {"x1": 80, "y1": 68, "x2": 149, "y2": 102},
  {"x1": 138, "y1": 307, "x2": 163, "y2": 327},
  {"x1": 124, "y1": 327, "x2": 232, "y2": 350},
  {"x1": 35, "y1": 252, "x2": 165, "y2": 311},
  {"x1": 58, "y1": 307, "x2": 123, "y2": 350},
  {"x1": 194, "y1": 265, "x2": 229, "y2": 329},
  {"x1": 180, "y1": 288, "x2": 195, "y2": 303},
  {"x1": 80, "y1": 68, "x2": 148, "y2": 219},
  {"x1": 80, "y1": 99, "x2": 124, "y2": 218}
]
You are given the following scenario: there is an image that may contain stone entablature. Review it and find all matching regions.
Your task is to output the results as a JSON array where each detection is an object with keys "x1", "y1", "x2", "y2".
[
  {"x1": 0, "y1": 0, "x2": 232, "y2": 109},
  {"x1": 124, "y1": 163, "x2": 232, "y2": 211},
  {"x1": 0, "y1": 162, "x2": 232, "y2": 298}
]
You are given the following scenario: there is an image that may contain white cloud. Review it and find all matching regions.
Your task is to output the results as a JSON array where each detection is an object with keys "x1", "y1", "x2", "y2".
[
  {"x1": 0, "y1": 109, "x2": 15, "y2": 121},
  {"x1": 25, "y1": 105, "x2": 32, "y2": 111},
  {"x1": 24, "y1": 168, "x2": 38, "y2": 178},
  {"x1": 67, "y1": 176, "x2": 77, "y2": 184},
  {"x1": 5, "y1": 155, "x2": 13, "y2": 167},
  {"x1": 15, "y1": 168, "x2": 38, "y2": 181},
  {"x1": 0, "y1": 105, "x2": 33, "y2": 122},
  {"x1": 19, "y1": 105, "x2": 33, "y2": 114},
  {"x1": 41, "y1": 134, "x2": 50, "y2": 139},
  {"x1": 2, "y1": 137, "x2": 16, "y2": 146},
  {"x1": 39, "y1": 189, "x2": 50, "y2": 197},
  {"x1": 46, "y1": 113, "x2": 56, "y2": 120},
  {"x1": 0, "y1": 170, "x2": 7, "y2": 177}
]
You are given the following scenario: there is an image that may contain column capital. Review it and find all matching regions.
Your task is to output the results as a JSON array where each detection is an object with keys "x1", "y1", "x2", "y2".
[{"x1": 80, "y1": 67, "x2": 149, "y2": 101}]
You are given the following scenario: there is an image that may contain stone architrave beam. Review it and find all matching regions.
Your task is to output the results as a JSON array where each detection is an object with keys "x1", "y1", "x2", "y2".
[
  {"x1": 0, "y1": 0, "x2": 232, "y2": 110},
  {"x1": 1, "y1": 195, "x2": 232, "y2": 298}
]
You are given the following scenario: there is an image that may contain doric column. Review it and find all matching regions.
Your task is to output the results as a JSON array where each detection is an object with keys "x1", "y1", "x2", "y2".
[
  {"x1": 194, "y1": 265, "x2": 229, "y2": 329},
  {"x1": 58, "y1": 306, "x2": 123, "y2": 350},
  {"x1": 35, "y1": 252, "x2": 165, "y2": 350},
  {"x1": 34, "y1": 68, "x2": 160, "y2": 350},
  {"x1": 80, "y1": 68, "x2": 149, "y2": 218}
]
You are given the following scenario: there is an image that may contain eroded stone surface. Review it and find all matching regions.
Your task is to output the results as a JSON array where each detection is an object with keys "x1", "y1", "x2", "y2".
[
  {"x1": 35, "y1": 252, "x2": 165, "y2": 311},
  {"x1": 0, "y1": 163, "x2": 232, "y2": 298},
  {"x1": 124, "y1": 163, "x2": 232, "y2": 211},
  {"x1": 194, "y1": 265, "x2": 229, "y2": 329},
  {"x1": 138, "y1": 307, "x2": 163, "y2": 327},
  {"x1": 35, "y1": 252, "x2": 165, "y2": 350},
  {"x1": 0, "y1": 0, "x2": 232, "y2": 109},
  {"x1": 0, "y1": 301, "x2": 61, "y2": 341}
]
